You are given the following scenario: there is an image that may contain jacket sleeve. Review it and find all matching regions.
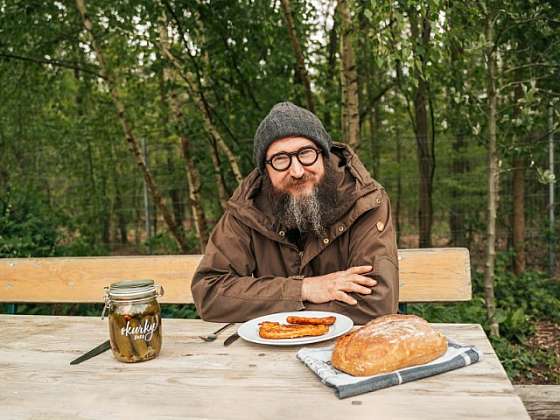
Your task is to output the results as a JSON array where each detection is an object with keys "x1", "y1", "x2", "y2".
[
  {"x1": 332, "y1": 189, "x2": 399, "y2": 324},
  {"x1": 191, "y1": 211, "x2": 305, "y2": 322}
]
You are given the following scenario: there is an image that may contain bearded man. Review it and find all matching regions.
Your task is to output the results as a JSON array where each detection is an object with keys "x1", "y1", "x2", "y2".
[{"x1": 191, "y1": 102, "x2": 398, "y2": 324}]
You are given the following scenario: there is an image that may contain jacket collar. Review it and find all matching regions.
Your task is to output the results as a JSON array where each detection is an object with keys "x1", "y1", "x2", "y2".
[{"x1": 225, "y1": 142, "x2": 383, "y2": 247}]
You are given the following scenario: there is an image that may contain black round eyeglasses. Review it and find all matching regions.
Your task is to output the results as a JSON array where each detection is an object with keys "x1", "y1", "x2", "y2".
[{"x1": 264, "y1": 146, "x2": 322, "y2": 172}]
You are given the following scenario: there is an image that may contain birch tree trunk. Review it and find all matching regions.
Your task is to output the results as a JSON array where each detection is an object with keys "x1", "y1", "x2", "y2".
[
  {"x1": 191, "y1": 86, "x2": 243, "y2": 186},
  {"x1": 208, "y1": 137, "x2": 228, "y2": 210},
  {"x1": 164, "y1": 144, "x2": 185, "y2": 235},
  {"x1": 178, "y1": 130, "x2": 208, "y2": 252},
  {"x1": 409, "y1": 8, "x2": 433, "y2": 248},
  {"x1": 484, "y1": 11, "x2": 500, "y2": 338},
  {"x1": 159, "y1": 44, "x2": 243, "y2": 185},
  {"x1": 323, "y1": 10, "x2": 338, "y2": 129},
  {"x1": 159, "y1": 21, "x2": 209, "y2": 252},
  {"x1": 159, "y1": 71, "x2": 186, "y2": 236},
  {"x1": 512, "y1": 76, "x2": 526, "y2": 275},
  {"x1": 75, "y1": 0, "x2": 189, "y2": 252},
  {"x1": 100, "y1": 172, "x2": 110, "y2": 245},
  {"x1": 159, "y1": 61, "x2": 237, "y2": 201},
  {"x1": 512, "y1": 154, "x2": 525, "y2": 274},
  {"x1": 447, "y1": 11, "x2": 469, "y2": 248},
  {"x1": 358, "y1": 7, "x2": 379, "y2": 177},
  {"x1": 449, "y1": 128, "x2": 468, "y2": 247},
  {"x1": 280, "y1": 0, "x2": 315, "y2": 113},
  {"x1": 338, "y1": 0, "x2": 360, "y2": 148},
  {"x1": 110, "y1": 144, "x2": 128, "y2": 245},
  {"x1": 396, "y1": 120, "x2": 402, "y2": 248},
  {"x1": 448, "y1": 78, "x2": 469, "y2": 246}
]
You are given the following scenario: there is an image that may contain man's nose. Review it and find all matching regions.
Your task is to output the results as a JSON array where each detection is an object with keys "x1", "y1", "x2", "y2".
[{"x1": 289, "y1": 158, "x2": 305, "y2": 178}]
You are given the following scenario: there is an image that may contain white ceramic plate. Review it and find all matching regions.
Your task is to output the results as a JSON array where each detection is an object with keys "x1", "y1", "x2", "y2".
[{"x1": 237, "y1": 311, "x2": 354, "y2": 346}]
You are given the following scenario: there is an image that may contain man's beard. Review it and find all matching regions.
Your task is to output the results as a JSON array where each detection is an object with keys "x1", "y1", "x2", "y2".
[{"x1": 263, "y1": 161, "x2": 338, "y2": 237}]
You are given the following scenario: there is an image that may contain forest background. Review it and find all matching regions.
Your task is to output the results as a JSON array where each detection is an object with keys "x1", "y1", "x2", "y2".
[{"x1": 0, "y1": 0, "x2": 559, "y2": 384}]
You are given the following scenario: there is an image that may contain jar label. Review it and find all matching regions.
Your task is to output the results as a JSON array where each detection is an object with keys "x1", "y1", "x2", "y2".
[
  {"x1": 121, "y1": 318, "x2": 159, "y2": 341},
  {"x1": 109, "y1": 312, "x2": 162, "y2": 363}
]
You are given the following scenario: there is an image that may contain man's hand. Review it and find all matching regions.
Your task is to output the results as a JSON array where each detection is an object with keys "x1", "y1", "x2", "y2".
[{"x1": 301, "y1": 265, "x2": 377, "y2": 305}]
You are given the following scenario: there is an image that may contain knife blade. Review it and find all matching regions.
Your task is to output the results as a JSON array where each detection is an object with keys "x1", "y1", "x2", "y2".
[
  {"x1": 223, "y1": 332, "x2": 240, "y2": 346},
  {"x1": 70, "y1": 340, "x2": 111, "y2": 365}
]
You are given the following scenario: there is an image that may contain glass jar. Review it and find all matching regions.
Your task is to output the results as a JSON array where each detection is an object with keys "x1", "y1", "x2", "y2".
[{"x1": 102, "y1": 280, "x2": 164, "y2": 363}]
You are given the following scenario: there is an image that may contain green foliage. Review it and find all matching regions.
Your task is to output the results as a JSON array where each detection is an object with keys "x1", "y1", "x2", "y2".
[
  {"x1": 493, "y1": 255, "x2": 560, "y2": 340},
  {"x1": 409, "y1": 252, "x2": 560, "y2": 382},
  {"x1": 0, "y1": 301, "x2": 198, "y2": 320},
  {"x1": 4, "y1": 303, "x2": 103, "y2": 317},
  {"x1": 1, "y1": 302, "x2": 199, "y2": 319},
  {"x1": 161, "y1": 304, "x2": 199, "y2": 319},
  {"x1": 142, "y1": 229, "x2": 200, "y2": 254},
  {"x1": 492, "y1": 337, "x2": 560, "y2": 383},
  {"x1": 56, "y1": 237, "x2": 111, "y2": 257},
  {"x1": 143, "y1": 232, "x2": 181, "y2": 255},
  {"x1": 0, "y1": 187, "x2": 59, "y2": 258}
]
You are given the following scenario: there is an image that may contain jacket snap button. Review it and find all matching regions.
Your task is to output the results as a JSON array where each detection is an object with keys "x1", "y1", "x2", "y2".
[
  {"x1": 376, "y1": 197, "x2": 382, "y2": 204},
  {"x1": 323, "y1": 238, "x2": 330, "y2": 245},
  {"x1": 338, "y1": 225, "x2": 344, "y2": 232},
  {"x1": 279, "y1": 231, "x2": 285, "y2": 237},
  {"x1": 376, "y1": 221, "x2": 385, "y2": 231}
]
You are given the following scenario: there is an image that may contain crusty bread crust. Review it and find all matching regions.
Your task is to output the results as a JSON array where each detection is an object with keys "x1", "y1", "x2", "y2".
[{"x1": 331, "y1": 314, "x2": 447, "y2": 376}]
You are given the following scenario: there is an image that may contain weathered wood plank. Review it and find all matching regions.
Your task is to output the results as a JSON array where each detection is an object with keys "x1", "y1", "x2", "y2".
[
  {"x1": 0, "y1": 316, "x2": 529, "y2": 420},
  {"x1": 0, "y1": 255, "x2": 200, "y2": 304},
  {"x1": 514, "y1": 385, "x2": 560, "y2": 420},
  {"x1": 398, "y1": 247, "x2": 471, "y2": 302},
  {"x1": 0, "y1": 247, "x2": 471, "y2": 303}
]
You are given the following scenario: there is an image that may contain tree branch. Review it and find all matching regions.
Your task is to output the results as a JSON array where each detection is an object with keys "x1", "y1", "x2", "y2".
[
  {"x1": 0, "y1": 52, "x2": 104, "y2": 79},
  {"x1": 503, "y1": 62, "x2": 560, "y2": 75},
  {"x1": 359, "y1": 82, "x2": 395, "y2": 122}
]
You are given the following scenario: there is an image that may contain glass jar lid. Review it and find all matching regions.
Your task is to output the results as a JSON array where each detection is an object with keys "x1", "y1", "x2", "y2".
[{"x1": 108, "y1": 279, "x2": 158, "y2": 301}]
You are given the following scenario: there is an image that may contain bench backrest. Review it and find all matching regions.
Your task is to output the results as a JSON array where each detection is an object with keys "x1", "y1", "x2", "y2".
[{"x1": 0, "y1": 248, "x2": 471, "y2": 304}]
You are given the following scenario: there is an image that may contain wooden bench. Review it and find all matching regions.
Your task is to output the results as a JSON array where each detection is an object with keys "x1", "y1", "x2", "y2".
[
  {"x1": 514, "y1": 385, "x2": 560, "y2": 420},
  {"x1": 1, "y1": 247, "x2": 556, "y2": 419},
  {"x1": 0, "y1": 247, "x2": 471, "y2": 304}
]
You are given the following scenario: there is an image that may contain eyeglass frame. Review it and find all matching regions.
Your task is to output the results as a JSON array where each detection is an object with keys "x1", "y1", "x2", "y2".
[{"x1": 264, "y1": 146, "x2": 323, "y2": 172}]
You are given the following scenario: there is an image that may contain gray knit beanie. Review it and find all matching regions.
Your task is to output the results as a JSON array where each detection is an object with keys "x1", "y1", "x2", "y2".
[{"x1": 254, "y1": 101, "x2": 332, "y2": 174}]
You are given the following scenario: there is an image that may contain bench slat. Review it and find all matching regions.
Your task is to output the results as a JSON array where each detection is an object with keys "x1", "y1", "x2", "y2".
[
  {"x1": 0, "y1": 248, "x2": 471, "y2": 304},
  {"x1": 514, "y1": 385, "x2": 560, "y2": 420},
  {"x1": 398, "y1": 248, "x2": 471, "y2": 302}
]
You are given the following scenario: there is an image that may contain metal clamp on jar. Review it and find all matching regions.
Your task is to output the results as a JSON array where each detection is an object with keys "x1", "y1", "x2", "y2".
[{"x1": 102, "y1": 280, "x2": 164, "y2": 363}]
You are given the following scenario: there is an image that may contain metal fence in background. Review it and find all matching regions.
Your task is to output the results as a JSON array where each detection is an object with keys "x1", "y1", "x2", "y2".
[{"x1": 43, "y1": 132, "x2": 558, "y2": 278}]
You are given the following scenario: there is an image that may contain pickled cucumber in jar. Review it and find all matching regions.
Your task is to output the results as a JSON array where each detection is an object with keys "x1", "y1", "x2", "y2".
[{"x1": 105, "y1": 280, "x2": 163, "y2": 363}]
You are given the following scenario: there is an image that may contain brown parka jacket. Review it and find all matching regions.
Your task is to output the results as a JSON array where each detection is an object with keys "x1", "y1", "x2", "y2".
[{"x1": 191, "y1": 143, "x2": 399, "y2": 325}]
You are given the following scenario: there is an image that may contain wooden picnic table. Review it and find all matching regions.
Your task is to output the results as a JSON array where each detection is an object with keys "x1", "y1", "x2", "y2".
[{"x1": 0, "y1": 315, "x2": 530, "y2": 419}]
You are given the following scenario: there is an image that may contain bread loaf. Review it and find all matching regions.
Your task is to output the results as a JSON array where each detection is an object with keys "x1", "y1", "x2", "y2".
[{"x1": 331, "y1": 314, "x2": 447, "y2": 376}]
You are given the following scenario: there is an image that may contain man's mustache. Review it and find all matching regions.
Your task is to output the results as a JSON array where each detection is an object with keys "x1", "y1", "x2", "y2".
[{"x1": 284, "y1": 174, "x2": 314, "y2": 189}]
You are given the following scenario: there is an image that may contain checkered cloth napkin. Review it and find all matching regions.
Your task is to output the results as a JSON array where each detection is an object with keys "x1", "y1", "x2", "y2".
[{"x1": 297, "y1": 339, "x2": 482, "y2": 399}]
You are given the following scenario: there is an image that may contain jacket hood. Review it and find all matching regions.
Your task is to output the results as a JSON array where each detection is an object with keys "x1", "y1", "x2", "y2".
[{"x1": 225, "y1": 142, "x2": 383, "y2": 240}]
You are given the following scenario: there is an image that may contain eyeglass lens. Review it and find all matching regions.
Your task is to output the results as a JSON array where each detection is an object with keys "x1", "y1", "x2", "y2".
[{"x1": 270, "y1": 148, "x2": 320, "y2": 171}]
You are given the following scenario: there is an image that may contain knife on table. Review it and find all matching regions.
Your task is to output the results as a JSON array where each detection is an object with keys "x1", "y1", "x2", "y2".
[
  {"x1": 70, "y1": 340, "x2": 111, "y2": 365},
  {"x1": 224, "y1": 332, "x2": 240, "y2": 346}
]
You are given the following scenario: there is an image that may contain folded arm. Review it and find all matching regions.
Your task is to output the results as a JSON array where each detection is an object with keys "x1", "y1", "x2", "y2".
[{"x1": 191, "y1": 211, "x2": 305, "y2": 322}]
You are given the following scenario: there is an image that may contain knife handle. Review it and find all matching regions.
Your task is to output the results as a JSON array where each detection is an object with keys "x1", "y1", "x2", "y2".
[{"x1": 224, "y1": 333, "x2": 240, "y2": 346}]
